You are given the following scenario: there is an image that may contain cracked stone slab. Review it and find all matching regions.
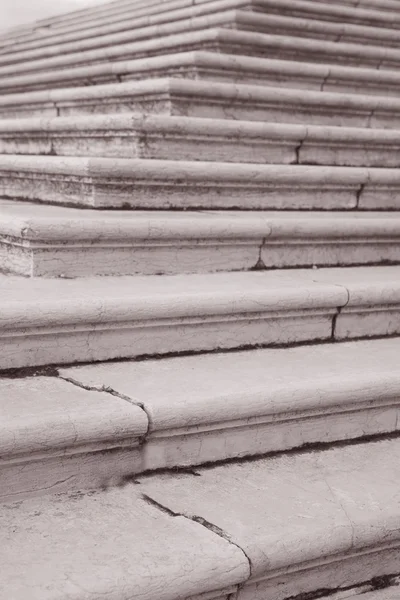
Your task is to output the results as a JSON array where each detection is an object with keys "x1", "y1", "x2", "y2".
[
  {"x1": 60, "y1": 337, "x2": 400, "y2": 472},
  {"x1": 0, "y1": 269, "x2": 348, "y2": 369},
  {"x1": 4, "y1": 113, "x2": 400, "y2": 168},
  {"x1": 0, "y1": 376, "x2": 148, "y2": 501},
  {"x1": 0, "y1": 486, "x2": 249, "y2": 600},
  {"x1": 140, "y1": 437, "x2": 400, "y2": 600},
  {"x1": 0, "y1": 156, "x2": 396, "y2": 210},
  {"x1": 3, "y1": 202, "x2": 400, "y2": 277}
]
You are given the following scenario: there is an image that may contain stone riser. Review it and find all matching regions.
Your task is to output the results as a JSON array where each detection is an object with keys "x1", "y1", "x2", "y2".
[
  {"x1": 0, "y1": 157, "x2": 399, "y2": 210},
  {"x1": 3, "y1": 338, "x2": 400, "y2": 500}
]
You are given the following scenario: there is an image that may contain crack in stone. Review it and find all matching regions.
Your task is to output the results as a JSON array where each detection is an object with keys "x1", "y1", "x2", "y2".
[{"x1": 142, "y1": 493, "x2": 253, "y2": 578}]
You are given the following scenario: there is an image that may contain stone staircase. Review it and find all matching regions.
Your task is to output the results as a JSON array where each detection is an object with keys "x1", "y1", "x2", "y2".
[{"x1": 3, "y1": 0, "x2": 400, "y2": 598}]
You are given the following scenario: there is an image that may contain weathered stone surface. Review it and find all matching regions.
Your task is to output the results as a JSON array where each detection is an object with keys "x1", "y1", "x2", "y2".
[
  {"x1": 0, "y1": 376, "x2": 148, "y2": 501},
  {"x1": 60, "y1": 337, "x2": 400, "y2": 471},
  {"x1": 2, "y1": 202, "x2": 400, "y2": 277},
  {"x1": 140, "y1": 438, "x2": 400, "y2": 599},
  {"x1": 3, "y1": 114, "x2": 400, "y2": 167},
  {"x1": 0, "y1": 156, "x2": 384, "y2": 209},
  {"x1": 0, "y1": 270, "x2": 347, "y2": 369},
  {"x1": 0, "y1": 487, "x2": 249, "y2": 600},
  {"x1": 3, "y1": 27, "x2": 400, "y2": 85}
]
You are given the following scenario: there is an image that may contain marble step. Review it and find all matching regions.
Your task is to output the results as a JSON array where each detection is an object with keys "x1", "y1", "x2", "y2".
[
  {"x1": 2, "y1": 266, "x2": 400, "y2": 369},
  {"x1": 3, "y1": 28, "x2": 400, "y2": 84},
  {"x1": 0, "y1": 155, "x2": 399, "y2": 210},
  {"x1": 5, "y1": 0, "x2": 400, "y2": 47},
  {"x1": 7, "y1": 0, "x2": 400, "y2": 58},
  {"x1": 4, "y1": 437, "x2": 400, "y2": 600},
  {"x1": 4, "y1": 49, "x2": 400, "y2": 99},
  {"x1": 3, "y1": 202, "x2": 400, "y2": 277},
  {"x1": 3, "y1": 337, "x2": 400, "y2": 500},
  {"x1": 2, "y1": 78, "x2": 400, "y2": 128},
  {"x1": 4, "y1": 7, "x2": 400, "y2": 70},
  {"x1": 3, "y1": 114, "x2": 400, "y2": 168}
]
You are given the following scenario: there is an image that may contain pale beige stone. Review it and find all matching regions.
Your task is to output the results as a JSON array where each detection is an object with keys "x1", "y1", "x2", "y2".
[
  {"x1": 141, "y1": 438, "x2": 400, "y2": 599},
  {"x1": 60, "y1": 337, "x2": 400, "y2": 472},
  {"x1": 0, "y1": 487, "x2": 249, "y2": 600},
  {"x1": 0, "y1": 376, "x2": 148, "y2": 501}
]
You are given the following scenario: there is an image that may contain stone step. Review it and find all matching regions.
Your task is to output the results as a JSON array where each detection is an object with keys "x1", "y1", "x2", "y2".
[
  {"x1": 3, "y1": 28, "x2": 400, "y2": 83},
  {"x1": 2, "y1": 75, "x2": 400, "y2": 126},
  {"x1": 4, "y1": 3, "x2": 400, "y2": 67},
  {"x1": 3, "y1": 201, "x2": 400, "y2": 277},
  {"x1": 3, "y1": 113, "x2": 400, "y2": 168},
  {"x1": 0, "y1": 155, "x2": 398, "y2": 210},
  {"x1": 2, "y1": 266, "x2": 400, "y2": 369},
  {"x1": 3, "y1": 49, "x2": 400, "y2": 100},
  {"x1": 4, "y1": 437, "x2": 400, "y2": 599},
  {"x1": 3, "y1": 337, "x2": 400, "y2": 499},
  {"x1": 5, "y1": 0, "x2": 400, "y2": 48}
]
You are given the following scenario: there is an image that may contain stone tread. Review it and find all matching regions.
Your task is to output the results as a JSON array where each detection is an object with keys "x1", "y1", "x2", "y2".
[
  {"x1": 3, "y1": 7, "x2": 400, "y2": 69},
  {"x1": 4, "y1": 337, "x2": 400, "y2": 499},
  {"x1": 5, "y1": 27, "x2": 400, "y2": 82},
  {"x1": 6, "y1": 0, "x2": 400, "y2": 62},
  {"x1": 3, "y1": 266, "x2": 400, "y2": 368},
  {"x1": 3, "y1": 113, "x2": 400, "y2": 167},
  {"x1": 3, "y1": 201, "x2": 400, "y2": 276},
  {"x1": 4, "y1": 437, "x2": 400, "y2": 599},
  {"x1": 4, "y1": 53, "x2": 400, "y2": 99},
  {"x1": 2, "y1": 155, "x2": 400, "y2": 210},
  {"x1": 0, "y1": 484, "x2": 249, "y2": 600}
]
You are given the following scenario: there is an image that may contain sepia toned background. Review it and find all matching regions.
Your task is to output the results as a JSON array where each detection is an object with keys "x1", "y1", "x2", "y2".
[{"x1": 0, "y1": 0, "x2": 107, "y2": 31}]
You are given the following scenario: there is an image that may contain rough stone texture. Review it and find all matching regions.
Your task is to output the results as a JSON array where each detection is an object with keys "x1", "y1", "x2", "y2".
[
  {"x1": 140, "y1": 438, "x2": 400, "y2": 599},
  {"x1": 0, "y1": 487, "x2": 249, "y2": 600},
  {"x1": 60, "y1": 337, "x2": 400, "y2": 470},
  {"x1": 0, "y1": 156, "x2": 392, "y2": 210},
  {"x1": 0, "y1": 377, "x2": 148, "y2": 501},
  {"x1": 4, "y1": 114, "x2": 400, "y2": 167}
]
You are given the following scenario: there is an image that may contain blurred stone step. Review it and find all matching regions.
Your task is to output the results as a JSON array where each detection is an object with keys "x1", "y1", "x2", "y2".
[
  {"x1": 3, "y1": 113, "x2": 400, "y2": 168},
  {"x1": 4, "y1": 8, "x2": 400, "y2": 71},
  {"x1": 4, "y1": 337, "x2": 400, "y2": 500},
  {"x1": 0, "y1": 156, "x2": 398, "y2": 210},
  {"x1": 4, "y1": 436, "x2": 400, "y2": 599},
  {"x1": 3, "y1": 266, "x2": 400, "y2": 369},
  {"x1": 3, "y1": 202, "x2": 400, "y2": 277},
  {"x1": 3, "y1": 28, "x2": 400, "y2": 83},
  {"x1": 3, "y1": 50, "x2": 400, "y2": 99}
]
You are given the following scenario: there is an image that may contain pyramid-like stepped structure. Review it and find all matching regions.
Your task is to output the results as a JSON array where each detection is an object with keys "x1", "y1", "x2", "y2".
[{"x1": 3, "y1": 0, "x2": 400, "y2": 598}]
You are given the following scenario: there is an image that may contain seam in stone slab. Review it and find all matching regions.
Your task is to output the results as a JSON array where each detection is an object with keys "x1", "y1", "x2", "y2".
[{"x1": 142, "y1": 492, "x2": 254, "y2": 579}]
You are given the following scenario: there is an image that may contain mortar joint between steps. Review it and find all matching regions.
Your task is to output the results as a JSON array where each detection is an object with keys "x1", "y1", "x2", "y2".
[
  {"x1": 284, "y1": 572, "x2": 400, "y2": 600},
  {"x1": 141, "y1": 493, "x2": 254, "y2": 580}
]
